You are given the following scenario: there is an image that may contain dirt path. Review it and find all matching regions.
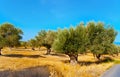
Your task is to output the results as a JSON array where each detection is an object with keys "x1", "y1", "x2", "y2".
[{"x1": 101, "y1": 64, "x2": 120, "y2": 77}]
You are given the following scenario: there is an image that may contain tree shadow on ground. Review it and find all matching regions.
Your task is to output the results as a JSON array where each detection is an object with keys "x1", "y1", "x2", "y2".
[
  {"x1": 2, "y1": 54, "x2": 46, "y2": 58},
  {"x1": 61, "y1": 56, "x2": 114, "y2": 66},
  {"x1": 0, "y1": 66, "x2": 50, "y2": 77}
]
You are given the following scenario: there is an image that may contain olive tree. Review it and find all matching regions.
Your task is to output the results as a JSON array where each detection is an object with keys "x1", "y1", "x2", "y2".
[
  {"x1": 0, "y1": 36, "x2": 5, "y2": 55},
  {"x1": 36, "y1": 30, "x2": 57, "y2": 54},
  {"x1": 28, "y1": 39, "x2": 37, "y2": 50},
  {"x1": 35, "y1": 30, "x2": 47, "y2": 50},
  {"x1": 53, "y1": 23, "x2": 87, "y2": 64},
  {"x1": 87, "y1": 22, "x2": 117, "y2": 60},
  {"x1": 43, "y1": 30, "x2": 57, "y2": 54},
  {"x1": 21, "y1": 41, "x2": 28, "y2": 49},
  {"x1": 0, "y1": 23, "x2": 23, "y2": 52},
  {"x1": 116, "y1": 46, "x2": 120, "y2": 56}
]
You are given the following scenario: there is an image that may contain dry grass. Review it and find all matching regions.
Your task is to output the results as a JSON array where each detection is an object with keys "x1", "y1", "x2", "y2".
[{"x1": 0, "y1": 47, "x2": 118, "y2": 77}]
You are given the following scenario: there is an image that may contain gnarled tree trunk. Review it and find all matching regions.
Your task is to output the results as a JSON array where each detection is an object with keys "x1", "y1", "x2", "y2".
[
  {"x1": 32, "y1": 47, "x2": 35, "y2": 51},
  {"x1": 24, "y1": 46, "x2": 27, "y2": 49},
  {"x1": 68, "y1": 54, "x2": 78, "y2": 65},
  {"x1": 0, "y1": 49, "x2": 1, "y2": 55},
  {"x1": 46, "y1": 48, "x2": 51, "y2": 55},
  {"x1": 116, "y1": 51, "x2": 119, "y2": 56},
  {"x1": 39, "y1": 47, "x2": 40, "y2": 51},
  {"x1": 95, "y1": 54, "x2": 101, "y2": 60},
  {"x1": 93, "y1": 53, "x2": 95, "y2": 58},
  {"x1": 0, "y1": 47, "x2": 3, "y2": 55}
]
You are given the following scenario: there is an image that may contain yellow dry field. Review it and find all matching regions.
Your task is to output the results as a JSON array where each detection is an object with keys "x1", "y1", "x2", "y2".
[{"x1": 0, "y1": 47, "x2": 119, "y2": 77}]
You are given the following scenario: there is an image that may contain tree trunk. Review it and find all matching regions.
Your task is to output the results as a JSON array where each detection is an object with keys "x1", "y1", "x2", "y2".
[
  {"x1": 116, "y1": 51, "x2": 119, "y2": 56},
  {"x1": 116, "y1": 53, "x2": 119, "y2": 56},
  {"x1": 0, "y1": 47, "x2": 3, "y2": 55},
  {"x1": 39, "y1": 47, "x2": 41, "y2": 51},
  {"x1": 46, "y1": 48, "x2": 51, "y2": 55},
  {"x1": 95, "y1": 54, "x2": 101, "y2": 60},
  {"x1": 0, "y1": 49, "x2": 1, "y2": 55},
  {"x1": 68, "y1": 54, "x2": 78, "y2": 65},
  {"x1": 93, "y1": 53, "x2": 95, "y2": 59},
  {"x1": 32, "y1": 47, "x2": 35, "y2": 51},
  {"x1": 24, "y1": 46, "x2": 27, "y2": 49}
]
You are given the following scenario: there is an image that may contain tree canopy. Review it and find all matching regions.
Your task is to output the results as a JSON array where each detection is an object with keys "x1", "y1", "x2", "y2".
[
  {"x1": 35, "y1": 30, "x2": 57, "y2": 54},
  {"x1": 0, "y1": 23, "x2": 23, "y2": 54},
  {"x1": 0, "y1": 21, "x2": 118, "y2": 64},
  {"x1": 53, "y1": 22, "x2": 117, "y2": 64},
  {"x1": 53, "y1": 23, "x2": 87, "y2": 64},
  {"x1": 28, "y1": 39, "x2": 37, "y2": 50},
  {"x1": 86, "y1": 22, "x2": 117, "y2": 59}
]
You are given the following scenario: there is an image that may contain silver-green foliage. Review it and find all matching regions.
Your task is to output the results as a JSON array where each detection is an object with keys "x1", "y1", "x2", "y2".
[
  {"x1": 0, "y1": 23, "x2": 23, "y2": 47},
  {"x1": 53, "y1": 21, "x2": 117, "y2": 60},
  {"x1": 87, "y1": 22, "x2": 117, "y2": 58},
  {"x1": 53, "y1": 23, "x2": 87, "y2": 55}
]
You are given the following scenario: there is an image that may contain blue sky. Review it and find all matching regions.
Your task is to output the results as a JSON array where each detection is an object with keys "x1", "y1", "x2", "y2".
[{"x1": 0, "y1": 0, "x2": 120, "y2": 42}]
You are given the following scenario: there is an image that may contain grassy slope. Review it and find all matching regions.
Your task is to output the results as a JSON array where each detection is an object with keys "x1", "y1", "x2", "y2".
[{"x1": 0, "y1": 47, "x2": 118, "y2": 77}]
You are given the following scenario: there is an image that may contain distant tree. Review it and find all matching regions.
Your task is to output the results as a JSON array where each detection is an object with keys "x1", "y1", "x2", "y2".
[
  {"x1": 28, "y1": 39, "x2": 37, "y2": 50},
  {"x1": 35, "y1": 30, "x2": 47, "y2": 50},
  {"x1": 43, "y1": 30, "x2": 57, "y2": 54},
  {"x1": 109, "y1": 44, "x2": 119, "y2": 56},
  {"x1": 117, "y1": 46, "x2": 120, "y2": 56},
  {"x1": 0, "y1": 23, "x2": 23, "y2": 52},
  {"x1": 106, "y1": 44, "x2": 120, "y2": 57},
  {"x1": 36, "y1": 30, "x2": 57, "y2": 54},
  {"x1": 53, "y1": 23, "x2": 87, "y2": 64},
  {"x1": 0, "y1": 36, "x2": 5, "y2": 55},
  {"x1": 87, "y1": 22, "x2": 117, "y2": 60},
  {"x1": 21, "y1": 41, "x2": 28, "y2": 49}
]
